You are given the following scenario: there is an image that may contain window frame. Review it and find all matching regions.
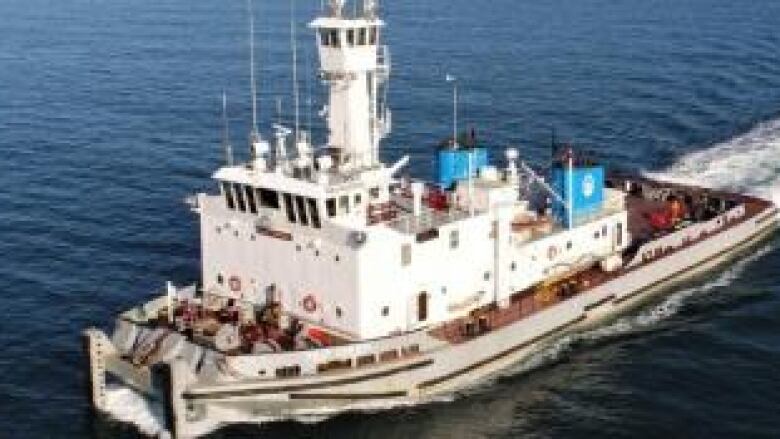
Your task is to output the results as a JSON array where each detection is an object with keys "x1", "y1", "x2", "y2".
[
  {"x1": 307, "y1": 198, "x2": 321, "y2": 229},
  {"x1": 244, "y1": 185, "x2": 258, "y2": 214},
  {"x1": 294, "y1": 195, "x2": 309, "y2": 226},
  {"x1": 257, "y1": 187, "x2": 280, "y2": 209},
  {"x1": 222, "y1": 182, "x2": 235, "y2": 210},
  {"x1": 283, "y1": 193, "x2": 297, "y2": 223},
  {"x1": 326, "y1": 198, "x2": 337, "y2": 217},
  {"x1": 233, "y1": 182, "x2": 247, "y2": 212}
]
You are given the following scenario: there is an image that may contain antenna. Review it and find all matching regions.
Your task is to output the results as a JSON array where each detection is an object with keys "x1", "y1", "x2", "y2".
[
  {"x1": 247, "y1": 0, "x2": 260, "y2": 141},
  {"x1": 305, "y1": 39, "x2": 313, "y2": 136},
  {"x1": 222, "y1": 91, "x2": 234, "y2": 166},
  {"x1": 291, "y1": 0, "x2": 301, "y2": 141}
]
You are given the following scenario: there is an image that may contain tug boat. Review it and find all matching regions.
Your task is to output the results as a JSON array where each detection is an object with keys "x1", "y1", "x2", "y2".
[{"x1": 83, "y1": 1, "x2": 779, "y2": 437}]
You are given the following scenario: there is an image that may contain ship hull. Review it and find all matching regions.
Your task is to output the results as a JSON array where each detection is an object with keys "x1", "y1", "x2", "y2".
[{"x1": 84, "y1": 200, "x2": 778, "y2": 438}]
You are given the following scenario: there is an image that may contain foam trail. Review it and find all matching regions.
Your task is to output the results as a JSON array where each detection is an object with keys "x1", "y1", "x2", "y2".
[
  {"x1": 644, "y1": 118, "x2": 780, "y2": 212},
  {"x1": 580, "y1": 244, "x2": 772, "y2": 341},
  {"x1": 103, "y1": 386, "x2": 169, "y2": 438},
  {"x1": 495, "y1": 244, "x2": 773, "y2": 381}
]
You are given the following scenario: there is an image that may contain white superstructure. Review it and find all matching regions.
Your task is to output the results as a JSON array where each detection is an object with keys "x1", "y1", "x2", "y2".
[{"x1": 196, "y1": 0, "x2": 629, "y2": 340}]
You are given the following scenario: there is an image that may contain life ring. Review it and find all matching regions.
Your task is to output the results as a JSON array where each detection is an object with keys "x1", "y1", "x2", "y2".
[
  {"x1": 228, "y1": 276, "x2": 241, "y2": 292},
  {"x1": 547, "y1": 245, "x2": 558, "y2": 260},
  {"x1": 302, "y1": 295, "x2": 317, "y2": 313}
]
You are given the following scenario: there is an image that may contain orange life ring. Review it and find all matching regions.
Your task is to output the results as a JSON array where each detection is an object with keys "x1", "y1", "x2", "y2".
[
  {"x1": 302, "y1": 295, "x2": 317, "y2": 313},
  {"x1": 228, "y1": 276, "x2": 241, "y2": 292},
  {"x1": 547, "y1": 245, "x2": 558, "y2": 260}
]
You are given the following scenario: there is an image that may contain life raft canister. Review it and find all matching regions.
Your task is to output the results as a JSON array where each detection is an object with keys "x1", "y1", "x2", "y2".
[
  {"x1": 228, "y1": 276, "x2": 241, "y2": 292},
  {"x1": 302, "y1": 294, "x2": 317, "y2": 313}
]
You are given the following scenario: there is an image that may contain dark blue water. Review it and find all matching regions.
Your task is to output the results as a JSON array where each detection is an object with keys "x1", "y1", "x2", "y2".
[{"x1": 2, "y1": 0, "x2": 780, "y2": 437}]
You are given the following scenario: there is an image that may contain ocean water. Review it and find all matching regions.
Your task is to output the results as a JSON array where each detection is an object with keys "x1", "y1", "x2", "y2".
[{"x1": 1, "y1": 0, "x2": 780, "y2": 437}]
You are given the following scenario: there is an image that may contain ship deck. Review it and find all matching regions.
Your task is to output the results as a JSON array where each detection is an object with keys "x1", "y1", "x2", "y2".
[{"x1": 429, "y1": 180, "x2": 771, "y2": 344}]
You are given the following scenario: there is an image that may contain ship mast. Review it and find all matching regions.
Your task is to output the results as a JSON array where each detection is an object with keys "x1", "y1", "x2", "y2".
[
  {"x1": 247, "y1": 0, "x2": 270, "y2": 164},
  {"x1": 248, "y1": 0, "x2": 259, "y2": 141},
  {"x1": 291, "y1": 0, "x2": 301, "y2": 141},
  {"x1": 309, "y1": 0, "x2": 390, "y2": 170},
  {"x1": 221, "y1": 91, "x2": 234, "y2": 166}
]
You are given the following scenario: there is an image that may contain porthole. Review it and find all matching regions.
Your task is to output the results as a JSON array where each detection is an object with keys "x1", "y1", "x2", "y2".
[
  {"x1": 483, "y1": 271, "x2": 491, "y2": 281},
  {"x1": 335, "y1": 255, "x2": 340, "y2": 262},
  {"x1": 234, "y1": 230, "x2": 239, "y2": 237},
  {"x1": 295, "y1": 244, "x2": 302, "y2": 252},
  {"x1": 315, "y1": 250, "x2": 320, "y2": 257},
  {"x1": 566, "y1": 241, "x2": 572, "y2": 250},
  {"x1": 381, "y1": 306, "x2": 389, "y2": 317},
  {"x1": 336, "y1": 307, "x2": 343, "y2": 318},
  {"x1": 510, "y1": 261, "x2": 517, "y2": 271},
  {"x1": 217, "y1": 274, "x2": 224, "y2": 285}
]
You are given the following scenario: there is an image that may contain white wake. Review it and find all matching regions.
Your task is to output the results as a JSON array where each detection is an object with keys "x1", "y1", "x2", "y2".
[
  {"x1": 644, "y1": 118, "x2": 780, "y2": 209},
  {"x1": 103, "y1": 385, "x2": 169, "y2": 438}
]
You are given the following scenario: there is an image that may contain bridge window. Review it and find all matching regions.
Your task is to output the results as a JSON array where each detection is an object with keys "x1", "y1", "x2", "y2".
[
  {"x1": 320, "y1": 29, "x2": 340, "y2": 47},
  {"x1": 295, "y1": 196, "x2": 309, "y2": 226},
  {"x1": 257, "y1": 188, "x2": 280, "y2": 209},
  {"x1": 307, "y1": 198, "x2": 321, "y2": 228},
  {"x1": 326, "y1": 198, "x2": 337, "y2": 217},
  {"x1": 328, "y1": 29, "x2": 340, "y2": 48},
  {"x1": 358, "y1": 27, "x2": 367, "y2": 45},
  {"x1": 244, "y1": 185, "x2": 258, "y2": 214},
  {"x1": 346, "y1": 28, "x2": 355, "y2": 46},
  {"x1": 233, "y1": 183, "x2": 246, "y2": 212},
  {"x1": 222, "y1": 182, "x2": 235, "y2": 210},
  {"x1": 283, "y1": 193, "x2": 296, "y2": 223},
  {"x1": 369, "y1": 26, "x2": 378, "y2": 45}
]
